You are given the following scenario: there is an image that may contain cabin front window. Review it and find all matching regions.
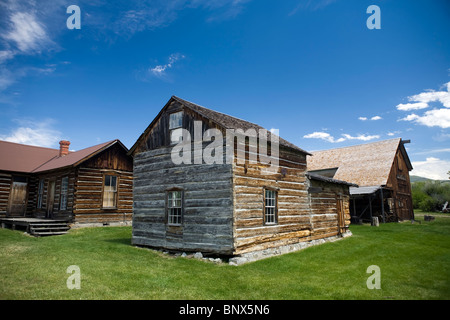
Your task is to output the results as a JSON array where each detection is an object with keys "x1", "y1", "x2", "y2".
[
  {"x1": 60, "y1": 176, "x2": 69, "y2": 210},
  {"x1": 167, "y1": 190, "x2": 183, "y2": 225},
  {"x1": 169, "y1": 111, "x2": 183, "y2": 145},
  {"x1": 264, "y1": 189, "x2": 277, "y2": 224},
  {"x1": 103, "y1": 175, "x2": 117, "y2": 208}
]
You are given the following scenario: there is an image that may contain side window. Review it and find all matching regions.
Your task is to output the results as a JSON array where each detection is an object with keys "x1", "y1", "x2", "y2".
[
  {"x1": 264, "y1": 188, "x2": 278, "y2": 225},
  {"x1": 103, "y1": 175, "x2": 117, "y2": 208},
  {"x1": 167, "y1": 190, "x2": 183, "y2": 225},
  {"x1": 60, "y1": 176, "x2": 69, "y2": 210},
  {"x1": 169, "y1": 111, "x2": 183, "y2": 145}
]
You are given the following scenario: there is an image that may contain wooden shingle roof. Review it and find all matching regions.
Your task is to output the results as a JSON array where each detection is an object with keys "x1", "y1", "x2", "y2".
[{"x1": 307, "y1": 138, "x2": 412, "y2": 187}]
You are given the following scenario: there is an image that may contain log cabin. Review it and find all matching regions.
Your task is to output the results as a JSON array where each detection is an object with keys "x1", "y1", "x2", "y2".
[
  {"x1": 307, "y1": 138, "x2": 414, "y2": 223},
  {"x1": 0, "y1": 139, "x2": 133, "y2": 230},
  {"x1": 129, "y1": 96, "x2": 354, "y2": 258}
]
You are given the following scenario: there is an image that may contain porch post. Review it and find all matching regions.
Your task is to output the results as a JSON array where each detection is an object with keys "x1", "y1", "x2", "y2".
[{"x1": 380, "y1": 188, "x2": 386, "y2": 223}]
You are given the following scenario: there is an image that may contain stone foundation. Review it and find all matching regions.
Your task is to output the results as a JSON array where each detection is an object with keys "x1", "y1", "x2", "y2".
[
  {"x1": 229, "y1": 231, "x2": 352, "y2": 265},
  {"x1": 69, "y1": 220, "x2": 132, "y2": 229}
]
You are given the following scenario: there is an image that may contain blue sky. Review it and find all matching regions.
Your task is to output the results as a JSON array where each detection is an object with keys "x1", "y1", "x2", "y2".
[{"x1": 0, "y1": 0, "x2": 449, "y2": 179}]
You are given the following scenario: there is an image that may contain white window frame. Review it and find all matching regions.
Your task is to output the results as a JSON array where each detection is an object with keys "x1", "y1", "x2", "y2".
[
  {"x1": 167, "y1": 190, "x2": 183, "y2": 225},
  {"x1": 264, "y1": 188, "x2": 277, "y2": 225}
]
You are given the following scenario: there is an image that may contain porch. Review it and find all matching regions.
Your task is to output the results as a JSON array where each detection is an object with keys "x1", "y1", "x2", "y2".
[{"x1": 0, "y1": 217, "x2": 70, "y2": 236}]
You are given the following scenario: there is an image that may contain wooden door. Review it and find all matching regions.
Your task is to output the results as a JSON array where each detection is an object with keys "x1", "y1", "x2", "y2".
[
  {"x1": 336, "y1": 197, "x2": 345, "y2": 235},
  {"x1": 8, "y1": 179, "x2": 28, "y2": 216},
  {"x1": 47, "y1": 180, "x2": 56, "y2": 218}
]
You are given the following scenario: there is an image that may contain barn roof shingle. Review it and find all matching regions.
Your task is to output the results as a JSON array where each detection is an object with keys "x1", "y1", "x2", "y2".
[{"x1": 307, "y1": 138, "x2": 412, "y2": 187}]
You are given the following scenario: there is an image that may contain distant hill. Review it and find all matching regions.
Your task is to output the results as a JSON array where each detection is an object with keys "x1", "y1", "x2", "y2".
[{"x1": 410, "y1": 175, "x2": 450, "y2": 183}]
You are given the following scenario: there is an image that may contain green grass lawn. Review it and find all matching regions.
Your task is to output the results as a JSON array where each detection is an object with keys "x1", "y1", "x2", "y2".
[{"x1": 1, "y1": 213, "x2": 449, "y2": 300}]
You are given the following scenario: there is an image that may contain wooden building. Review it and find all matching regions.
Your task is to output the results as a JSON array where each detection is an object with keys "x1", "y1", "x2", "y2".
[
  {"x1": 307, "y1": 138, "x2": 414, "y2": 222},
  {"x1": 0, "y1": 139, "x2": 133, "y2": 229},
  {"x1": 129, "y1": 96, "x2": 353, "y2": 257}
]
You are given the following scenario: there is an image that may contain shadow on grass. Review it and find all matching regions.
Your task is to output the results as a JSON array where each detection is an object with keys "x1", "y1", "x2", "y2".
[{"x1": 104, "y1": 237, "x2": 132, "y2": 246}]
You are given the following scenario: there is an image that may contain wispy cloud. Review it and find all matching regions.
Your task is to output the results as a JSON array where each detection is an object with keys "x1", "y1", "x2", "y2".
[
  {"x1": 289, "y1": 0, "x2": 337, "y2": 16},
  {"x1": 0, "y1": 1, "x2": 60, "y2": 95},
  {"x1": 342, "y1": 133, "x2": 380, "y2": 141},
  {"x1": 86, "y1": 0, "x2": 252, "y2": 38},
  {"x1": 0, "y1": 118, "x2": 62, "y2": 147},
  {"x1": 303, "y1": 131, "x2": 380, "y2": 143},
  {"x1": 397, "y1": 81, "x2": 450, "y2": 129},
  {"x1": 358, "y1": 115, "x2": 382, "y2": 121},
  {"x1": 149, "y1": 53, "x2": 185, "y2": 78},
  {"x1": 387, "y1": 130, "x2": 401, "y2": 136},
  {"x1": 2, "y1": 12, "x2": 53, "y2": 53}
]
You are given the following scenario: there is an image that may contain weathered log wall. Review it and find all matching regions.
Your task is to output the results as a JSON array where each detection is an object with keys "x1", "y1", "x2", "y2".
[
  {"x1": 131, "y1": 99, "x2": 352, "y2": 256},
  {"x1": 0, "y1": 173, "x2": 12, "y2": 217},
  {"x1": 307, "y1": 178, "x2": 351, "y2": 238},
  {"x1": 132, "y1": 146, "x2": 234, "y2": 254},
  {"x1": 232, "y1": 147, "x2": 312, "y2": 255},
  {"x1": 32, "y1": 168, "x2": 76, "y2": 220},
  {"x1": 72, "y1": 167, "x2": 133, "y2": 224}
]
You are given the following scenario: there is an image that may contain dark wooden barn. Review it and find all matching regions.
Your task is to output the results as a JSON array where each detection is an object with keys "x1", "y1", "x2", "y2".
[
  {"x1": 0, "y1": 139, "x2": 133, "y2": 234},
  {"x1": 307, "y1": 138, "x2": 414, "y2": 223},
  {"x1": 129, "y1": 96, "x2": 353, "y2": 258}
]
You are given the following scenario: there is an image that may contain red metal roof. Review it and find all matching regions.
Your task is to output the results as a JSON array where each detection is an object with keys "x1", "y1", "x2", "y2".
[{"x1": 0, "y1": 140, "x2": 120, "y2": 173}]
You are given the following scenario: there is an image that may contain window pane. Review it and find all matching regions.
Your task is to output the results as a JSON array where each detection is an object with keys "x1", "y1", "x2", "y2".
[
  {"x1": 169, "y1": 112, "x2": 183, "y2": 129},
  {"x1": 111, "y1": 176, "x2": 117, "y2": 191},
  {"x1": 103, "y1": 175, "x2": 117, "y2": 208},
  {"x1": 264, "y1": 189, "x2": 277, "y2": 224},
  {"x1": 105, "y1": 175, "x2": 110, "y2": 186},
  {"x1": 168, "y1": 191, "x2": 182, "y2": 225}
]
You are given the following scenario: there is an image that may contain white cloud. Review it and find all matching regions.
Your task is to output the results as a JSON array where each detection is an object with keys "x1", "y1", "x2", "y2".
[
  {"x1": 400, "y1": 109, "x2": 450, "y2": 129},
  {"x1": 0, "y1": 50, "x2": 14, "y2": 64},
  {"x1": 409, "y1": 84, "x2": 450, "y2": 108},
  {"x1": 387, "y1": 131, "x2": 401, "y2": 136},
  {"x1": 150, "y1": 53, "x2": 185, "y2": 77},
  {"x1": 396, "y1": 81, "x2": 450, "y2": 129},
  {"x1": 303, "y1": 132, "x2": 345, "y2": 143},
  {"x1": 342, "y1": 133, "x2": 380, "y2": 141},
  {"x1": 0, "y1": 119, "x2": 61, "y2": 148},
  {"x1": 396, "y1": 102, "x2": 429, "y2": 111},
  {"x1": 3, "y1": 12, "x2": 52, "y2": 53},
  {"x1": 358, "y1": 115, "x2": 382, "y2": 121},
  {"x1": 411, "y1": 157, "x2": 450, "y2": 180},
  {"x1": 303, "y1": 132, "x2": 379, "y2": 143}
]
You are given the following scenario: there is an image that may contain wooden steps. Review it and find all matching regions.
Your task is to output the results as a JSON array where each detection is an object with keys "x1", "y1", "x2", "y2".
[{"x1": 29, "y1": 221, "x2": 70, "y2": 236}]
